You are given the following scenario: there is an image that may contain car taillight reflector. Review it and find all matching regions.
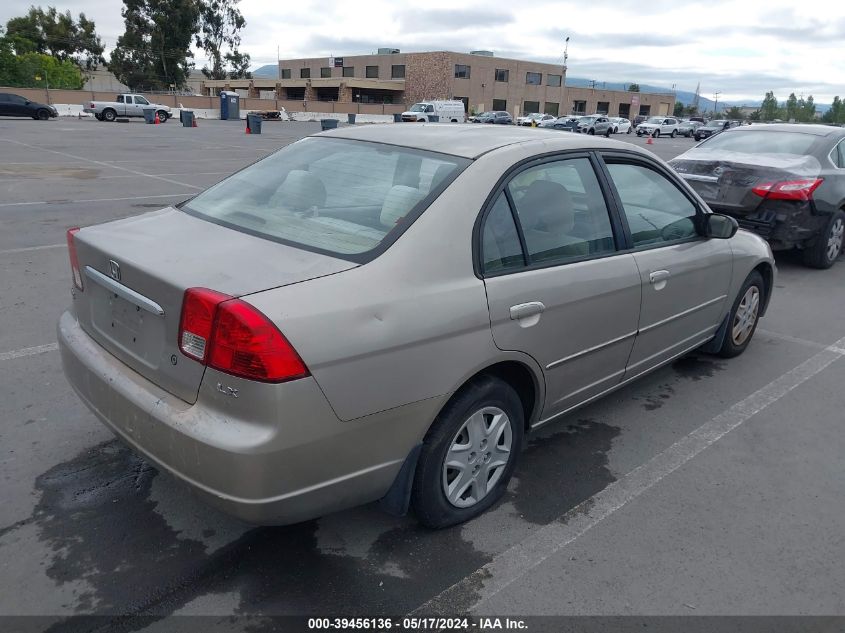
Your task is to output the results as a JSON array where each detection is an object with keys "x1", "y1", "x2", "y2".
[
  {"x1": 179, "y1": 288, "x2": 230, "y2": 362},
  {"x1": 66, "y1": 227, "x2": 83, "y2": 290},
  {"x1": 179, "y1": 287, "x2": 309, "y2": 383},
  {"x1": 752, "y1": 178, "x2": 823, "y2": 201}
]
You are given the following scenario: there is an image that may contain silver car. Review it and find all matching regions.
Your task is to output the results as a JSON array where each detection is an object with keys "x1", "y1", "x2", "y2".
[{"x1": 59, "y1": 126, "x2": 775, "y2": 528}]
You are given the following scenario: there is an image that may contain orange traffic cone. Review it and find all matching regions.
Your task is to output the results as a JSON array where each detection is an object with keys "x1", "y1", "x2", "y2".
[
  {"x1": 646, "y1": 135, "x2": 653, "y2": 145},
  {"x1": 154, "y1": 112, "x2": 160, "y2": 124},
  {"x1": 245, "y1": 121, "x2": 251, "y2": 134}
]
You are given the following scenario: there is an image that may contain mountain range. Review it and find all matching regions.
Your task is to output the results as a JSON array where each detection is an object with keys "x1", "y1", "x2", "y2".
[{"x1": 251, "y1": 65, "x2": 829, "y2": 113}]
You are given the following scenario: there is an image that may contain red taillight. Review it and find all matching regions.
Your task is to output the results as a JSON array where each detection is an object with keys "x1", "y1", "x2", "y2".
[
  {"x1": 752, "y1": 178, "x2": 823, "y2": 201},
  {"x1": 89, "y1": 102, "x2": 95, "y2": 108},
  {"x1": 66, "y1": 227, "x2": 83, "y2": 290},
  {"x1": 179, "y1": 288, "x2": 309, "y2": 383}
]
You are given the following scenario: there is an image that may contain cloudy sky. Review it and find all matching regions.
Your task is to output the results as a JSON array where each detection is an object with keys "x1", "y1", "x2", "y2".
[{"x1": 3, "y1": 0, "x2": 845, "y2": 102}]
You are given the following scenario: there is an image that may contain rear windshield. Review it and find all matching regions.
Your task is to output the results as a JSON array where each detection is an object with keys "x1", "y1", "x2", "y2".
[
  {"x1": 182, "y1": 137, "x2": 468, "y2": 260},
  {"x1": 699, "y1": 130, "x2": 818, "y2": 155}
]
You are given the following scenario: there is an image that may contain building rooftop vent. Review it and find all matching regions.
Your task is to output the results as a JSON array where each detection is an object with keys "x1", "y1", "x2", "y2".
[
  {"x1": 470, "y1": 50, "x2": 494, "y2": 56},
  {"x1": 377, "y1": 48, "x2": 400, "y2": 54}
]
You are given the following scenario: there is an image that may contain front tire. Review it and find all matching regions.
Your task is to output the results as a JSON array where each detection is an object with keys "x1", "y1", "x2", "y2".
[
  {"x1": 412, "y1": 376, "x2": 524, "y2": 529},
  {"x1": 588, "y1": 128, "x2": 595, "y2": 135},
  {"x1": 670, "y1": 129, "x2": 677, "y2": 138},
  {"x1": 156, "y1": 110, "x2": 169, "y2": 122},
  {"x1": 802, "y1": 210, "x2": 845, "y2": 269},
  {"x1": 653, "y1": 130, "x2": 660, "y2": 138},
  {"x1": 35, "y1": 109, "x2": 50, "y2": 121},
  {"x1": 627, "y1": 127, "x2": 632, "y2": 134},
  {"x1": 717, "y1": 271, "x2": 764, "y2": 358}
]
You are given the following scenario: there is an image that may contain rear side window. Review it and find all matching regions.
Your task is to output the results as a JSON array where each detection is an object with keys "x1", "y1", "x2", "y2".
[
  {"x1": 482, "y1": 193, "x2": 525, "y2": 273},
  {"x1": 507, "y1": 158, "x2": 616, "y2": 264},
  {"x1": 606, "y1": 162, "x2": 698, "y2": 247},
  {"x1": 182, "y1": 138, "x2": 469, "y2": 260}
]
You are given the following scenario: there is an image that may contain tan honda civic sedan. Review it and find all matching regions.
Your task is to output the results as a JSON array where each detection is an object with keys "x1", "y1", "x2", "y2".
[{"x1": 58, "y1": 125, "x2": 775, "y2": 528}]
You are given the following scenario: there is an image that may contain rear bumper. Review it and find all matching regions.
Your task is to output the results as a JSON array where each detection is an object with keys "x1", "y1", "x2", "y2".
[
  {"x1": 709, "y1": 201, "x2": 827, "y2": 250},
  {"x1": 58, "y1": 310, "x2": 427, "y2": 524}
]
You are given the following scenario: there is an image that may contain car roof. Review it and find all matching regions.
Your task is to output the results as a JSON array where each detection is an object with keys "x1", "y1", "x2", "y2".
[
  {"x1": 317, "y1": 123, "x2": 651, "y2": 159},
  {"x1": 729, "y1": 123, "x2": 845, "y2": 137}
]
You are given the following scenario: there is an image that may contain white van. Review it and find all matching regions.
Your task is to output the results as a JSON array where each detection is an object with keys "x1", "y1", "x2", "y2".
[{"x1": 401, "y1": 100, "x2": 466, "y2": 123}]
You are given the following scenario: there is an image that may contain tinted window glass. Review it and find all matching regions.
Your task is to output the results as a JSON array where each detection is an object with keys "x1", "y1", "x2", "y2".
[
  {"x1": 837, "y1": 141, "x2": 845, "y2": 168},
  {"x1": 607, "y1": 162, "x2": 698, "y2": 247},
  {"x1": 391, "y1": 64, "x2": 405, "y2": 78},
  {"x1": 482, "y1": 193, "x2": 525, "y2": 273},
  {"x1": 699, "y1": 130, "x2": 818, "y2": 154},
  {"x1": 547, "y1": 74, "x2": 562, "y2": 87},
  {"x1": 300, "y1": 68, "x2": 310, "y2": 78},
  {"x1": 495, "y1": 69, "x2": 509, "y2": 82},
  {"x1": 117, "y1": 95, "x2": 124, "y2": 103},
  {"x1": 508, "y1": 158, "x2": 616, "y2": 264},
  {"x1": 365, "y1": 65, "x2": 379, "y2": 78},
  {"x1": 320, "y1": 67, "x2": 331, "y2": 78},
  {"x1": 526, "y1": 72, "x2": 542, "y2": 85},
  {"x1": 183, "y1": 138, "x2": 468, "y2": 258},
  {"x1": 455, "y1": 65, "x2": 470, "y2": 78},
  {"x1": 135, "y1": 96, "x2": 149, "y2": 105},
  {"x1": 281, "y1": 68, "x2": 291, "y2": 79},
  {"x1": 342, "y1": 66, "x2": 353, "y2": 77}
]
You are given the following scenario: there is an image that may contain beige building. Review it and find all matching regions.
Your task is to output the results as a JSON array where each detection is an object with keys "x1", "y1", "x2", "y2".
[{"x1": 202, "y1": 50, "x2": 675, "y2": 119}]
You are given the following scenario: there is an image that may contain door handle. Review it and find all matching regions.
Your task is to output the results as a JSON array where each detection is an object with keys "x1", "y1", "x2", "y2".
[
  {"x1": 510, "y1": 301, "x2": 545, "y2": 320},
  {"x1": 649, "y1": 270, "x2": 671, "y2": 284}
]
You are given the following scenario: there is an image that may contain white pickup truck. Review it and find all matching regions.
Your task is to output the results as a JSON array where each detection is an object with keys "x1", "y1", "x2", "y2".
[{"x1": 84, "y1": 94, "x2": 172, "y2": 122}]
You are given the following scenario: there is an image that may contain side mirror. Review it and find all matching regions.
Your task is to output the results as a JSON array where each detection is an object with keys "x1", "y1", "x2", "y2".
[{"x1": 704, "y1": 213, "x2": 738, "y2": 239}]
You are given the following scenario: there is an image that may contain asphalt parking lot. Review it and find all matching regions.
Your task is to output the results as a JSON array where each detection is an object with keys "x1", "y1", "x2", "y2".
[{"x1": 1, "y1": 118, "x2": 844, "y2": 630}]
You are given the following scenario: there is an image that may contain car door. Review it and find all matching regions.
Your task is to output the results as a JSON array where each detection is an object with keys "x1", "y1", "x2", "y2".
[
  {"x1": 598, "y1": 153, "x2": 733, "y2": 380},
  {"x1": 481, "y1": 154, "x2": 641, "y2": 423},
  {"x1": 8, "y1": 94, "x2": 29, "y2": 116},
  {"x1": 0, "y1": 94, "x2": 10, "y2": 116}
]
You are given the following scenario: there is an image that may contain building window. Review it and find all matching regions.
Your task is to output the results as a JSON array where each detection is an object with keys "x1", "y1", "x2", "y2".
[
  {"x1": 495, "y1": 68, "x2": 509, "y2": 82},
  {"x1": 391, "y1": 64, "x2": 405, "y2": 79},
  {"x1": 300, "y1": 68, "x2": 310, "y2": 79},
  {"x1": 492, "y1": 98, "x2": 507, "y2": 111},
  {"x1": 286, "y1": 87, "x2": 305, "y2": 100},
  {"x1": 523, "y1": 100, "x2": 540, "y2": 114},
  {"x1": 573, "y1": 100, "x2": 587, "y2": 114},
  {"x1": 281, "y1": 68, "x2": 291, "y2": 79},
  {"x1": 596, "y1": 101, "x2": 609, "y2": 114},
  {"x1": 320, "y1": 67, "x2": 331, "y2": 78},
  {"x1": 455, "y1": 64, "x2": 471, "y2": 79},
  {"x1": 366, "y1": 65, "x2": 379, "y2": 78},
  {"x1": 544, "y1": 102, "x2": 559, "y2": 116},
  {"x1": 526, "y1": 72, "x2": 542, "y2": 85},
  {"x1": 343, "y1": 66, "x2": 354, "y2": 77},
  {"x1": 547, "y1": 74, "x2": 561, "y2": 87},
  {"x1": 639, "y1": 105, "x2": 651, "y2": 116}
]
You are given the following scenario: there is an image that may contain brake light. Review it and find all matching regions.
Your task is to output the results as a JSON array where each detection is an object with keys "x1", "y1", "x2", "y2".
[
  {"x1": 89, "y1": 102, "x2": 95, "y2": 109},
  {"x1": 752, "y1": 178, "x2": 823, "y2": 201},
  {"x1": 179, "y1": 288, "x2": 309, "y2": 383},
  {"x1": 66, "y1": 227, "x2": 83, "y2": 290}
]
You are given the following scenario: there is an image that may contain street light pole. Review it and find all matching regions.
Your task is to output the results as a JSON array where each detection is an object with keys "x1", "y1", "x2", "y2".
[{"x1": 714, "y1": 91, "x2": 721, "y2": 116}]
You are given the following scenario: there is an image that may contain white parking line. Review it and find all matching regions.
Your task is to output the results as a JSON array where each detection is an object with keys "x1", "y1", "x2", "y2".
[
  {"x1": 414, "y1": 334, "x2": 845, "y2": 615},
  {"x1": 0, "y1": 139, "x2": 203, "y2": 190},
  {"x1": 0, "y1": 244, "x2": 65, "y2": 255},
  {"x1": 0, "y1": 193, "x2": 190, "y2": 208},
  {"x1": 0, "y1": 343, "x2": 59, "y2": 362}
]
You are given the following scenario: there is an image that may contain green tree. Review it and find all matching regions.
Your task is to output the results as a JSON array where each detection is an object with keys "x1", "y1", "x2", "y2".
[
  {"x1": 785, "y1": 92, "x2": 798, "y2": 121},
  {"x1": 760, "y1": 91, "x2": 779, "y2": 121},
  {"x1": 109, "y1": 0, "x2": 200, "y2": 91},
  {"x1": 748, "y1": 109, "x2": 761, "y2": 121},
  {"x1": 801, "y1": 95, "x2": 815, "y2": 122},
  {"x1": 726, "y1": 106, "x2": 744, "y2": 119},
  {"x1": 0, "y1": 50, "x2": 83, "y2": 88},
  {"x1": 684, "y1": 104, "x2": 699, "y2": 116},
  {"x1": 627, "y1": 83, "x2": 640, "y2": 92},
  {"x1": 4, "y1": 6, "x2": 104, "y2": 70},
  {"x1": 673, "y1": 101, "x2": 684, "y2": 117},
  {"x1": 826, "y1": 96, "x2": 844, "y2": 124},
  {"x1": 196, "y1": 0, "x2": 250, "y2": 80}
]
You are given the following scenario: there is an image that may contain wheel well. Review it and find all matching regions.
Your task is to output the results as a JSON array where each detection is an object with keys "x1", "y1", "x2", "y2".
[
  {"x1": 461, "y1": 361, "x2": 539, "y2": 430},
  {"x1": 753, "y1": 262, "x2": 774, "y2": 315}
]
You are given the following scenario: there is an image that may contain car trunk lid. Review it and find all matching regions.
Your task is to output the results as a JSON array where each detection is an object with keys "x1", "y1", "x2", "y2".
[{"x1": 71, "y1": 207, "x2": 356, "y2": 404}]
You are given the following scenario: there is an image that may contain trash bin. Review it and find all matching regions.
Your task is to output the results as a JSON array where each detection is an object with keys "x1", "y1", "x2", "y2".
[
  {"x1": 181, "y1": 110, "x2": 194, "y2": 128},
  {"x1": 428, "y1": 115, "x2": 439, "y2": 122},
  {"x1": 143, "y1": 108, "x2": 156, "y2": 124},
  {"x1": 220, "y1": 91, "x2": 240, "y2": 120},
  {"x1": 393, "y1": 113, "x2": 402, "y2": 122},
  {"x1": 320, "y1": 119, "x2": 339, "y2": 131},
  {"x1": 247, "y1": 113, "x2": 262, "y2": 134},
  {"x1": 347, "y1": 113, "x2": 356, "y2": 124}
]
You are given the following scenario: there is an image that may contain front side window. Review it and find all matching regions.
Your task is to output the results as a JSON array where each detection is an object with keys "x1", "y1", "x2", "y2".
[
  {"x1": 526, "y1": 72, "x2": 542, "y2": 85},
  {"x1": 606, "y1": 162, "x2": 698, "y2": 247},
  {"x1": 455, "y1": 65, "x2": 470, "y2": 79},
  {"x1": 507, "y1": 158, "x2": 616, "y2": 264},
  {"x1": 182, "y1": 138, "x2": 469, "y2": 259},
  {"x1": 366, "y1": 65, "x2": 379, "y2": 78},
  {"x1": 482, "y1": 193, "x2": 525, "y2": 274}
]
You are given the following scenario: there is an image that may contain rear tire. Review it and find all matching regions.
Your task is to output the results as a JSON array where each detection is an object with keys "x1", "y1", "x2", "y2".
[
  {"x1": 605, "y1": 127, "x2": 611, "y2": 137},
  {"x1": 717, "y1": 270, "x2": 764, "y2": 358},
  {"x1": 670, "y1": 129, "x2": 677, "y2": 138},
  {"x1": 412, "y1": 376, "x2": 524, "y2": 529},
  {"x1": 802, "y1": 210, "x2": 845, "y2": 269},
  {"x1": 627, "y1": 127, "x2": 632, "y2": 134},
  {"x1": 103, "y1": 109, "x2": 116, "y2": 122}
]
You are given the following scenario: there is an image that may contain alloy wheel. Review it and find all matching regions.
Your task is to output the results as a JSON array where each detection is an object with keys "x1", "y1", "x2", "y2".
[
  {"x1": 442, "y1": 407, "x2": 512, "y2": 508},
  {"x1": 826, "y1": 217, "x2": 844, "y2": 262},
  {"x1": 731, "y1": 286, "x2": 760, "y2": 346}
]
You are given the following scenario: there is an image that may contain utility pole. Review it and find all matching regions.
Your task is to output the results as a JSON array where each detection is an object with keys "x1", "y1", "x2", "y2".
[
  {"x1": 714, "y1": 91, "x2": 721, "y2": 115},
  {"x1": 277, "y1": 45, "x2": 280, "y2": 80},
  {"x1": 562, "y1": 36, "x2": 569, "y2": 117}
]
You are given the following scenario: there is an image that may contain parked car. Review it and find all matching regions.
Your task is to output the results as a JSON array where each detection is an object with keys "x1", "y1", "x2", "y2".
[
  {"x1": 401, "y1": 100, "x2": 466, "y2": 123},
  {"x1": 694, "y1": 120, "x2": 732, "y2": 141},
  {"x1": 59, "y1": 125, "x2": 774, "y2": 529},
  {"x1": 83, "y1": 94, "x2": 172, "y2": 122},
  {"x1": 477, "y1": 111, "x2": 513, "y2": 124},
  {"x1": 0, "y1": 92, "x2": 57, "y2": 120},
  {"x1": 469, "y1": 111, "x2": 489, "y2": 123},
  {"x1": 636, "y1": 116, "x2": 681, "y2": 138},
  {"x1": 609, "y1": 117, "x2": 632, "y2": 134},
  {"x1": 517, "y1": 113, "x2": 555, "y2": 127},
  {"x1": 540, "y1": 116, "x2": 580, "y2": 131},
  {"x1": 670, "y1": 124, "x2": 845, "y2": 268},
  {"x1": 678, "y1": 120, "x2": 704, "y2": 137},
  {"x1": 633, "y1": 115, "x2": 648, "y2": 126},
  {"x1": 577, "y1": 115, "x2": 613, "y2": 136}
]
